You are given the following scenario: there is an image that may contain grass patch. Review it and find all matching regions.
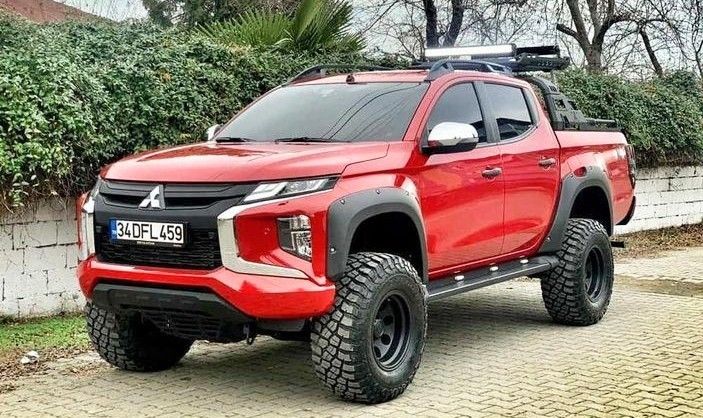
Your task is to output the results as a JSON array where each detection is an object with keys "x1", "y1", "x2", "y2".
[
  {"x1": 615, "y1": 222, "x2": 703, "y2": 259},
  {"x1": 0, "y1": 313, "x2": 90, "y2": 383},
  {"x1": 0, "y1": 313, "x2": 89, "y2": 353}
]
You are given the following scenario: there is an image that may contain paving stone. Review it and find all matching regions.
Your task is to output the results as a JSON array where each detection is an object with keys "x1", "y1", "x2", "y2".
[
  {"x1": 616, "y1": 247, "x2": 703, "y2": 284},
  {"x1": 1, "y1": 274, "x2": 702, "y2": 416}
]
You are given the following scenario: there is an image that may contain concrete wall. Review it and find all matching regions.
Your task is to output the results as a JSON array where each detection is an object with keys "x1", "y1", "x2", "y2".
[
  {"x1": 0, "y1": 198, "x2": 83, "y2": 317},
  {"x1": 614, "y1": 166, "x2": 703, "y2": 234},
  {"x1": 1, "y1": 165, "x2": 701, "y2": 317}
]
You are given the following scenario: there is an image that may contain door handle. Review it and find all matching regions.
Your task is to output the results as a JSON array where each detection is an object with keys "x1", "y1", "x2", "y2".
[
  {"x1": 538, "y1": 157, "x2": 557, "y2": 168},
  {"x1": 482, "y1": 167, "x2": 502, "y2": 179}
]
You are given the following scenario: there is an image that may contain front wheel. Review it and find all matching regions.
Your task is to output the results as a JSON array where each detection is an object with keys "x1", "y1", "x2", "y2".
[
  {"x1": 311, "y1": 253, "x2": 427, "y2": 404},
  {"x1": 86, "y1": 303, "x2": 193, "y2": 372},
  {"x1": 541, "y1": 218, "x2": 614, "y2": 325}
]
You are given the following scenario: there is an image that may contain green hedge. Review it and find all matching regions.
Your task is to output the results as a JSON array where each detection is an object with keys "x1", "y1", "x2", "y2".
[
  {"x1": 1, "y1": 16, "x2": 702, "y2": 208},
  {"x1": 557, "y1": 70, "x2": 703, "y2": 167},
  {"x1": 0, "y1": 17, "x2": 368, "y2": 208}
]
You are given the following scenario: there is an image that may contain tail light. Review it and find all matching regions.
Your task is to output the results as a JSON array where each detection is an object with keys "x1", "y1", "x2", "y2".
[
  {"x1": 77, "y1": 192, "x2": 96, "y2": 261},
  {"x1": 625, "y1": 144, "x2": 636, "y2": 187}
]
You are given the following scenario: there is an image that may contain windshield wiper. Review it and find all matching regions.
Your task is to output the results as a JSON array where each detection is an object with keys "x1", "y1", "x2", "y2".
[
  {"x1": 215, "y1": 136, "x2": 255, "y2": 143},
  {"x1": 274, "y1": 136, "x2": 341, "y2": 143}
]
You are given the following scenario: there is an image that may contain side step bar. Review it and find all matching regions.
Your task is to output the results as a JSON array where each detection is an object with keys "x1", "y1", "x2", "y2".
[{"x1": 426, "y1": 256, "x2": 559, "y2": 302}]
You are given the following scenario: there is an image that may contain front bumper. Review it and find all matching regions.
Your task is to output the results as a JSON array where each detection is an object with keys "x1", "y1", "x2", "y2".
[{"x1": 78, "y1": 256, "x2": 335, "y2": 320}]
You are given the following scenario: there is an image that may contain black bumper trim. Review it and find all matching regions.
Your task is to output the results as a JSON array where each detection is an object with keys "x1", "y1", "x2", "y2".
[{"x1": 92, "y1": 283, "x2": 252, "y2": 324}]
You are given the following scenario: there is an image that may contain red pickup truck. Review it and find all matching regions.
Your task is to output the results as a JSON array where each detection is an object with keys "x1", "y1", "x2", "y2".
[{"x1": 76, "y1": 46, "x2": 636, "y2": 404}]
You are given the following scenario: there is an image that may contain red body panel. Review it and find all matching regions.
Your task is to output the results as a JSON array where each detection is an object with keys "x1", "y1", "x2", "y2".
[
  {"x1": 100, "y1": 142, "x2": 389, "y2": 183},
  {"x1": 555, "y1": 130, "x2": 633, "y2": 223},
  {"x1": 78, "y1": 69, "x2": 636, "y2": 320},
  {"x1": 78, "y1": 257, "x2": 335, "y2": 319}
]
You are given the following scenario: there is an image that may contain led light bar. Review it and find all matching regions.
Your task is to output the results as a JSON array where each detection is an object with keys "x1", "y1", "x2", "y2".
[{"x1": 424, "y1": 44, "x2": 516, "y2": 59}]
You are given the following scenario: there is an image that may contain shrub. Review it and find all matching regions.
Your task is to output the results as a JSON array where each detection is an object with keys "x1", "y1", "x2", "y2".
[
  {"x1": 0, "y1": 16, "x2": 368, "y2": 208},
  {"x1": 1, "y1": 15, "x2": 702, "y2": 209},
  {"x1": 557, "y1": 70, "x2": 703, "y2": 167}
]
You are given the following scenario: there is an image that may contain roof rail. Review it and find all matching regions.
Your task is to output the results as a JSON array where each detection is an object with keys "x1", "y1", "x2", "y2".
[
  {"x1": 419, "y1": 44, "x2": 571, "y2": 81},
  {"x1": 285, "y1": 64, "x2": 390, "y2": 85}
]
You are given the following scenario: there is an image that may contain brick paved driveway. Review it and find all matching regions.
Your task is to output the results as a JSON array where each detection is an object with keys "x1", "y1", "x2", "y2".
[{"x1": 1, "y1": 249, "x2": 702, "y2": 417}]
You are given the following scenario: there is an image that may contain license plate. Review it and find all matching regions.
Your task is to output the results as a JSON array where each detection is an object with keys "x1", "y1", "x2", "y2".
[{"x1": 109, "y1": 219, "x2": 186, "y2": 247}]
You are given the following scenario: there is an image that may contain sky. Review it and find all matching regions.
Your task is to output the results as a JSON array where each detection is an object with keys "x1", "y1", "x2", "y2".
[{"x1": 59, "y1": 0, "x2": 148, "y2": 21}]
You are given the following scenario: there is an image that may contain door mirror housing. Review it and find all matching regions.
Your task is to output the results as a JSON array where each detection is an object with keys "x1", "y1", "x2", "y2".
[
  {"x1": 205, "y1": 124, "x2": 222, "y2": 141},
  {"x1": 423, "y1": 122, "x2": 480, "y2": 155}
]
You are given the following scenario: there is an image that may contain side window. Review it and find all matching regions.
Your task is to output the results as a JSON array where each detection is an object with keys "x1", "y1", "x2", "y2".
[
  {"x1": 427, "y1": 83, "x2": 487, "y2": 143},
  {"x1": 485, "y1": 84, "x2": 533, "y2": 141}
]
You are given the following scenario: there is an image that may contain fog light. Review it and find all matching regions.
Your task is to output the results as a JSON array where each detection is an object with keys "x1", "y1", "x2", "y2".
[{"x1": 278, "y1": 215, "x2": 312, "y2": 260}]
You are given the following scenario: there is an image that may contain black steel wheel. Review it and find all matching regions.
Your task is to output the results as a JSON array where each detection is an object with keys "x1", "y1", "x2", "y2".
[
  {"x1": 311, "y1": 253, "x2": 427, "y2": 404},
  {"x1": 372, "y1": 293, "x2": 412, "y2": 372},
  {"x1": 541, "y1": 218, "x2": 614, "y2": 325},
  {"x1": 584, "y1": 247, "x2": 606, "y2": 302}
]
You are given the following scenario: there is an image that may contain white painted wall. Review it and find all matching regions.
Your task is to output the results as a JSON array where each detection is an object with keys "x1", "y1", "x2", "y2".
[
  {"x1": 1, "y1": 165, "x2": 701, "y2": 317},
  {"x1": 0, "y1": 198, "x2": 83, "y2": 317},
  {"x1": 614, "y1": 166, "x2": 703, "y2": 234}
]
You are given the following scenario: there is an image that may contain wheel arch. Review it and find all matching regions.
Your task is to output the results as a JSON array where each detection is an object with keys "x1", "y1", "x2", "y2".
[
  {"x1": 326, "y1": 188, "x2": 428, "y2": 283},
  {"x1": 539, "y1": 167, "x2": 614, "y2": 253}
]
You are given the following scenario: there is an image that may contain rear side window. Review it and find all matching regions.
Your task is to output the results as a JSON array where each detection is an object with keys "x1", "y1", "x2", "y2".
[
  {"x1": 427, "y1": 83, "x2": 487, "y2": 143},
  {"x1": 485, "y1": 84, "x2": 533, "y2": 141}
]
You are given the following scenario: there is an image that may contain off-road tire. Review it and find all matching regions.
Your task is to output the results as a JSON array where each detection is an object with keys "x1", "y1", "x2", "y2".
[
  {"x1": 85, "y1": 302, "x2": 193, "y2": 372},
  {"x1": 541, "y1": 218, "x2": 614, "y2": 325},
  {"x1": 311, "y1": 253, "x2": 427, "y2": 404}
]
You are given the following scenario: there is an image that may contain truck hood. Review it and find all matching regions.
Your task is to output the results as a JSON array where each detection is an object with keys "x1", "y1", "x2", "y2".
[{"x1": 101, "y1": 142, "x2": 389, "y2": 183}]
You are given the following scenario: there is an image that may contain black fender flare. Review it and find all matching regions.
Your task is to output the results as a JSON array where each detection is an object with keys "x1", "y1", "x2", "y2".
[
  {"x1": 539, "y1": 166, "x2": 614, "y2": 253},
  {"x1": 326, "y1": 187, "x2": 428, "y2": 283}
]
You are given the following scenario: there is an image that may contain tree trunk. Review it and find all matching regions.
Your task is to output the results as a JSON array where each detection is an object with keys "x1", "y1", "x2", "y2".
[
  {"x1": 639, "y1": 27, "x2": 663, "y2": 77},
  {"x1": 442, "y1": 0, "x2": 465, "y2": 47},
  {"x1": 585, "y1": 47, "x2": 603, "y2": 72},
  {"x1": 422, "y1": 0, "x2": 439, "y2": 47}
]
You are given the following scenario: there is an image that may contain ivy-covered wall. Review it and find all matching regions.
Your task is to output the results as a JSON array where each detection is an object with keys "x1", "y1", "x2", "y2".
[
  {"x1": 558, "y1": 70, "x2": 703, "y2": 167},
  {"x1": 0, "y1": 17, "x2": 367, "y2": 209},
  {"x1": 1, "y1": 16, "x2": 702, "y2": 210}
]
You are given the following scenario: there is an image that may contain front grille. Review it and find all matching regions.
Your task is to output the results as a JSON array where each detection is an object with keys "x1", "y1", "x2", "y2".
[
  {"x1": 93, "y1": 180, "x2": 258, "y2": 270},
  {"x1": 96, "y1": 227, "x2": 221, "y2": 269},
  {"x1": 99, "y1": 180, "x2": 255, "y2": 210}
]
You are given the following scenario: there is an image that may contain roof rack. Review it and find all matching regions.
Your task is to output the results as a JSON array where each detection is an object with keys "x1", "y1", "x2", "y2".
[
  {"x1": 418, "y1": 44, "x2": 571, "y2": 81},
  {"x1": 522, "y1": 76, "x2": 620, "y2": 132},
  {"x1": 285, "y1": 64, "x2": 390, "y2": 85}
]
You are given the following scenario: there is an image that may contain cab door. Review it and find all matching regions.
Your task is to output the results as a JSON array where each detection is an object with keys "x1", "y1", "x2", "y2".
[
  {"x1": 411, "y1": 82, "x2": 505, "y2": 274},
  {"x1": 480, "y1": 82, "x2": 560, "y2": 255}
]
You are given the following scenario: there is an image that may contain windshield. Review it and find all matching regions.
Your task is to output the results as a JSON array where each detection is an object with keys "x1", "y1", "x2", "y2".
[{"x1": 216, "y1": 82, "x2": 429, "y2": 143}]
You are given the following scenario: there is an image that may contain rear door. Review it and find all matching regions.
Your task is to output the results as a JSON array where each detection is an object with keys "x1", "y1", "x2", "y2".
[
  {"x1": 481, "y1": 83, "x2": 561, "y2": 255},
  {"x1": 412, "y1": 82, "x2": 505, "y2": 273}
]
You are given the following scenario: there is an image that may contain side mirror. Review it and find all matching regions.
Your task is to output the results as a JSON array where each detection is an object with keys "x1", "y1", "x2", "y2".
[
  {"x1": 205, "y1": 124, "x2": 222, "y2": 141},
  {"x1": 423, "y1": 122, "x2": 480, "y2": 155}
]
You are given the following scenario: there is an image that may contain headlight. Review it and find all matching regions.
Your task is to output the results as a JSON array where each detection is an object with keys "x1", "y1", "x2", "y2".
[
  {"x1": 243, "y1": 177, "x2": 336, "y2": 203},
  {"x1": 277, "y1": 215, "x2": 312, "y2": 260},
  {"x1": 77, "y1": 179, "x2": 100, "y2": 261}
]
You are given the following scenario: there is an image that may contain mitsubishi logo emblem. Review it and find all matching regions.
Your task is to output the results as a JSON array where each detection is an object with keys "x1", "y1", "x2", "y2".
[{"x1": 139, "y1": 185, "x2": 164, "y2": 209}]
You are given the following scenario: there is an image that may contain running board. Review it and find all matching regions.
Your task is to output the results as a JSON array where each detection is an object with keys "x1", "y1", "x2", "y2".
[{"x1": 426, "y1": 256, "x2": 559, "y2": 302}]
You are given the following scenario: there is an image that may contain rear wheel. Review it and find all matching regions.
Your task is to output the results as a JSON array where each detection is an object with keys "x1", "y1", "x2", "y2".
[
  {"x1": 311, "y1": 253, "x2": 427, "y2": 404},
  {"x1": 540, "y1": 218, "x2": 614, "y2": 325},
  {"x1": 86, "y1": 302, "x2": 193, "y2": 372}
]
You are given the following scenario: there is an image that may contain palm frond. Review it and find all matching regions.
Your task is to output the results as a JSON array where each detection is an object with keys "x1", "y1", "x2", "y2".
[{"x1": 198, "y1": 0, "x2": 362, "y2": 54}]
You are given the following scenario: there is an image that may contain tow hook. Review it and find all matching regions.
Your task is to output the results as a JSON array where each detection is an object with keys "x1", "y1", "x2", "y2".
[
  {"x1": 611, "y1": 240, "x2": 626, "y2": 248},
  {"x1": 244, "y1": 323, "x2": 257, "y2": 345}
]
